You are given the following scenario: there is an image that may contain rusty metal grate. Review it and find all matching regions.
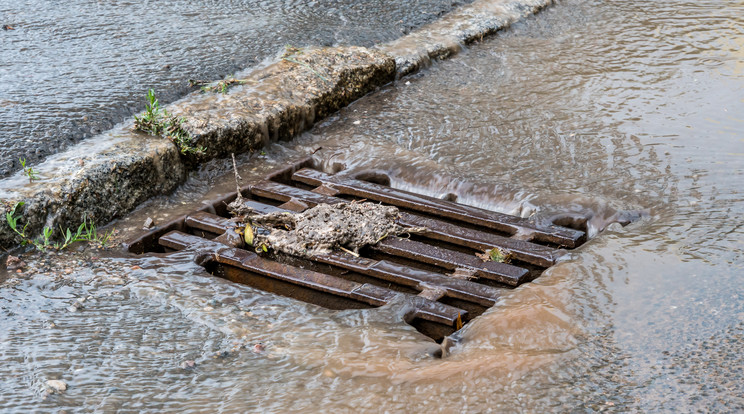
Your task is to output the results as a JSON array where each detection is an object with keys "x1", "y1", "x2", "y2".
[{"x1": 126, "y1": 158, "x2": 587, "y2": 342}]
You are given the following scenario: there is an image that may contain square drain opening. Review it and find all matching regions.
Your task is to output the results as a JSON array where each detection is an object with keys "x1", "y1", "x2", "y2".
[{"x1": 126, "y1": 157, "x2": 589, "y2": 343}]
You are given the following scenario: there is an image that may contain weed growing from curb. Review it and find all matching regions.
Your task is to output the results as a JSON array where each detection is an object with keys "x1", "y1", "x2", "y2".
[
  {"x1": 134, "y1": 89, "x2": 205, "y2": 155},
  {"x1": 5, "y1": 202, "x2": 114, "y2": 251},
  {"x1": 19, "y1": 158, "x2": 39, "y2": 182}
]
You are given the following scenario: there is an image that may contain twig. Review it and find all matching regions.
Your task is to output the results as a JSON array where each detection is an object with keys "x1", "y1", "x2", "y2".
[
  {"x1": 189, "y1": 78, "x2": 249, "y2": 93},
  {"x1": 338, "y1": 246, "x2": 360, "y2": 257},
  {"x1": 231, "y1": 153, "x2": 244, "y2": 203}
]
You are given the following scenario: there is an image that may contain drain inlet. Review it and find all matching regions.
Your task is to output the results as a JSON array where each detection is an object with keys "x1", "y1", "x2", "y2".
[{"x1": 126, "y1": 157, "x2": 588, "y2": 342}]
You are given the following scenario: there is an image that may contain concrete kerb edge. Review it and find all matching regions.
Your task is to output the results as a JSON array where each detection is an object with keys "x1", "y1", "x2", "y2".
[
  {"x1": 0, "y1": 0, "x2": 552, "y2": 250},
  {"x1": 378, "y1": 0, "x2": 554, "y2": 77}
]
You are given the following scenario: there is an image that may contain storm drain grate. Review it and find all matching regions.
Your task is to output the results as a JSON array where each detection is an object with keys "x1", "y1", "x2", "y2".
[{"x1": 126, "y1": 158, "x2": 587, "y2": 342}]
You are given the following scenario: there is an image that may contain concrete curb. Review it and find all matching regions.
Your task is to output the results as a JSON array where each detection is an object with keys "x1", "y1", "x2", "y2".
[
  {"x1": 178, "y1": 47, "x2": 395, "y2": 162},
  {"x1": 0, "y1": 0, "x2": 552, "y2": 250},
  {"x1": 379, "y1": 0, "x2": 553, "y2": 77}
]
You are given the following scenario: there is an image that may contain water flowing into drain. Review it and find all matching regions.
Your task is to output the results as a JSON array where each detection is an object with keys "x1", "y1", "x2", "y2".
[{"x1": 126, "y1": 158, "x2": 640, "y2": 346}]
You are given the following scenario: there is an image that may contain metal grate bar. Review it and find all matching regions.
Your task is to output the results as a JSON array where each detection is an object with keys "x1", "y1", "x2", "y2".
[
  {"x1": 291, "y1": 168, "x2": 585, "y2": 247},
  {"x1": 159, "y1": 231, "x2": 467, "y2": 326},
  {"x1": 187, "y1": 206, "x2": 529, "y2": 286},
  {"x1": 184, "y1": 211, "x2": 501, "y2": 305},
  {"x1": 250, "y1": 180, "x2": 563, "y2": 267}
]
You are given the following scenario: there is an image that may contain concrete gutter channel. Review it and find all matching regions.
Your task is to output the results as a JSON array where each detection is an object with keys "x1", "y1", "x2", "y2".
[{"x1": 0, "y1": 0, "x2": 553, "y2": 250}]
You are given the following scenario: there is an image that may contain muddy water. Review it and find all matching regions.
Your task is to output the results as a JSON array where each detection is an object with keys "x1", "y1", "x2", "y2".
[
  {"x1": 0, "y1": 0, "x2": 468, "y2": 177},
  {"x1": 2, "y1": 0, "x2": 744, "y2": 412}
]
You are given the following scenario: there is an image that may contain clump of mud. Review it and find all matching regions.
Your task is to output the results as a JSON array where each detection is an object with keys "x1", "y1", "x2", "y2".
[{"x1": 229, "y1": 199, "x2": 422, "y2": 258}]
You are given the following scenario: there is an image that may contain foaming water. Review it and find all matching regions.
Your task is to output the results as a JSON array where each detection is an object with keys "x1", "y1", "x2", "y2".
[{"x1": 2, "y1": 0, "x2": 743, "y2": 411}]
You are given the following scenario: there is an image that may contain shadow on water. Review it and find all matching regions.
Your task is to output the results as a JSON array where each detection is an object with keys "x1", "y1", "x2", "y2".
[{"x1": 1, "y1": 0, "x2": 743, "y2": 411}]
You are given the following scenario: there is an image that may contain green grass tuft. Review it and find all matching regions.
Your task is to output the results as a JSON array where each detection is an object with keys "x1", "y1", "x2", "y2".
[{"x1": 134, "y1": 89, "x2": 205, "y2": 155}]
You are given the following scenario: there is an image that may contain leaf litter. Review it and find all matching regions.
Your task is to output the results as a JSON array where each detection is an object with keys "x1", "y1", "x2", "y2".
[
  {"x1": 225, "y1": 157, "x2": 424, "y2": 259},
  {"x1": 229, "y1": 200, "x2": 424, "y2": 259}
]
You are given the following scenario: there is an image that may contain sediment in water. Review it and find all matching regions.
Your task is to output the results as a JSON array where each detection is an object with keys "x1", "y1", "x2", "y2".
[{"x1": 0, "y1": 0, "x2": 552, "y2": 250}]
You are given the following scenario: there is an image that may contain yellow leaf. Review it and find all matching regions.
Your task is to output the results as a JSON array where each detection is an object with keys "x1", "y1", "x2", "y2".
[{"x1": 244, "y1": 224, "x2": 254, "y2": 246}]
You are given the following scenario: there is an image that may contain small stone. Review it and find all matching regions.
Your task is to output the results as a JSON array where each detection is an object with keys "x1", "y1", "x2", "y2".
[
  {"x1": 46, "y1": 379, "x2": 67, "y2": 393},
  {"x1": 143, "y1": 217, "x2": 154, "y2": 230},
  {"x1": 213, "y1": 350, "x2": 230, "y2": 359},
  {"x1": 130, "y1": 265, "x2": 141, "y2": 270},
  {"x1": 207, "y1": 298, "x2": 220, "y2": 307},
  {"x1": 67, "y1": 300, "x2": 84, "y2": 313},
  {"x1": 105, "y1": 277, "x2": 125, "y2": 286},
  {"x1": 6, "y1": 255, "x2": 26, "y2": 270},
  {"x1": 179, "y1": 360, "x2": 196, "y2": 370},
  {"x1": 63, "y1": 268, "x2": 72, "y2": 275},
  {"x1": 203, "y1": 306, "x2": 214, "y2": 312},
  {"x1": 252, "y1": 343, "x2": 265, "y2": 353}
]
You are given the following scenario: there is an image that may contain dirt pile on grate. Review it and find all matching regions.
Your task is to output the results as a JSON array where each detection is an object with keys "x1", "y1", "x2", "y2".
[{"x1": 230, "y1": 201, "x2": 423, "y2": 258}]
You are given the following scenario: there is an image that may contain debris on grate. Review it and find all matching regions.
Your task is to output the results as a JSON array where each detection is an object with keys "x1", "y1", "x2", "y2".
[
  {"x1": 236, "y1": 201, "x2": 426, "y2": 259},
  {"x1": 126, "y1": 157, "x2": 591, "y2": 345}
]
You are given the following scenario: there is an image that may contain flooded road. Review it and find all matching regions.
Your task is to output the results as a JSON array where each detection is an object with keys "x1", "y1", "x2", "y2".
[
  {"x1": 2, "y1": 0, "x2": 744, "y2": 412},
  {"x1": 0, "y1": 0, "x2": 467, "y2": 177}
]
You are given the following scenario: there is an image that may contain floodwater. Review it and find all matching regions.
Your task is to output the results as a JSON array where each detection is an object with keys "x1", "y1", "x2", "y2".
[
  {"x1": 2, "y1": 0, "x2": 744, "y2": 412},
  {"x1": 0, "y1": 0, "x2": 468, "y2": 178}
]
